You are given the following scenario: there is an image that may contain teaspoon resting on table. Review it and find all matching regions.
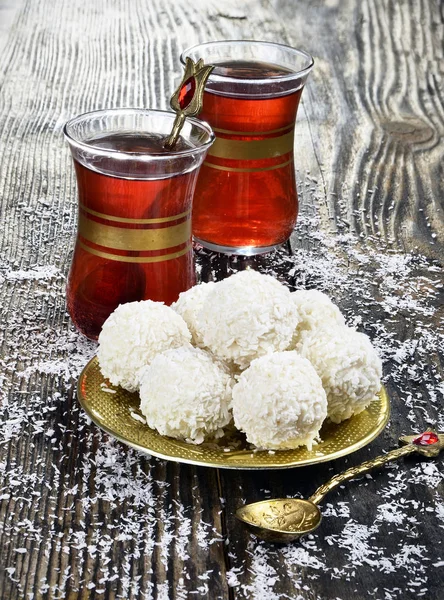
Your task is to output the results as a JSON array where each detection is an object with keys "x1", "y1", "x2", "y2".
[{"x1": 236, "y1": 431, "x2": 444, "y2": 543}]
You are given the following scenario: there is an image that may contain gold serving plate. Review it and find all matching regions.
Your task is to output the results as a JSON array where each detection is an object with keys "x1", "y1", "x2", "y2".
[{"x1": 77, "y1": 357, "x2": 390, "y2": 470}]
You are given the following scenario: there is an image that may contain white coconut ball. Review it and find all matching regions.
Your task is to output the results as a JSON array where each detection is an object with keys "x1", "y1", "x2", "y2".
[
  {"x1": 232, "y1": 352, "x2": 327, "y2": 450},
  {"x1": 172, "y1": 281, "x2": 217, "y2": 347},
  {"x1": 289, "y1": 289, "x2": 345, "y2": 350},
  {"x1": 139, "y1": 346, "x2": 233, "y2": 444},
  {"x1": 198, "y1": 270, "x2": 300, "y2": 369},
  {"x1": 98, "y1": 300, "x2": 191, "y2": 393},
  {"x1": 299, "y1": 325, "x2": 382, "y2": 423}
]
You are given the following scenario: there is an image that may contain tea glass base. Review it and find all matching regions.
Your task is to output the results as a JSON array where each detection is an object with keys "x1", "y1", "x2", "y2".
[{"x1": 193, "y1": 237, "x2": 282, "y2": 256}]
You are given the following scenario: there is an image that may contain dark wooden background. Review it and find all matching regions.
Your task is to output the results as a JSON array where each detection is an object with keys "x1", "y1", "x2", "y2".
[{"x1": 0, "y1": 1, "x2": 443, "y2": 599}]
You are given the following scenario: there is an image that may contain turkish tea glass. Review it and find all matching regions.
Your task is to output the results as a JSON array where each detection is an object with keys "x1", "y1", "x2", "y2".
[
  {"x1": 181, "y1": 41, "x2": 313, "y2": 255},
  {"x1": 64, "y1": 108, "x2": 214, "y2": 339}
]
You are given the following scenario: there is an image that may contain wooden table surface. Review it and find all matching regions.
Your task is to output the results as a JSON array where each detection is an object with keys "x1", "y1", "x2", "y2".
[{"x1": 0, "y1": 1, "x2": 443, "y2": 598}]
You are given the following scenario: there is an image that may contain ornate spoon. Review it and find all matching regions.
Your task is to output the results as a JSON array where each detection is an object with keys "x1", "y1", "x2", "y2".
[
  {"x1": 164, "y1": 57, "x2": 214, "y2": 148},
  {"x1": 236, "y1": 431, "x2": 443, "y2": 543}
]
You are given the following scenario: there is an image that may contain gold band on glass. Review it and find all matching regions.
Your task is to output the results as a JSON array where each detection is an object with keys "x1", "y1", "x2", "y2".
[
  {"x1": 203, "y1": 158, "x2": 292, "y2": 173},
  {"x1": 78, "y1": 240, "x2": 192, "y2": 263},
  {"x1": 212, "y1": 124, "x2": 293, "y2": 136},
  {"x1": 80, "y1": 204, "x2": 191, "y2": 225},
  {"x1": 78, "y1": 214, "x2": 191, "y2": 252},
  {"x1": 208, "y1": 130, "x2": 294, "y2": 160}
]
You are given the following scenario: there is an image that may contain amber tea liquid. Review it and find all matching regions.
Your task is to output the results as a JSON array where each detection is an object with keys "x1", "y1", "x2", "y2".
[
  {"x1": 67, "y1": 133, "x2": 196, "y2": 339},
  {"x1": 193, "y1": 60, "x2": 303, "y2": 252}
]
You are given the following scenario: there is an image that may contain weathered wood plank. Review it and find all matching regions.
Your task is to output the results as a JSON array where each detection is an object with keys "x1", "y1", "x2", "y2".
[
  {"x1": 0, "y1": 0, "x2": 24, "y2": 57},
  {"x1": 0, "y1": 0, "x2": 443, "y2": 599},
  {"x1": 283, "y1": 0, "x2": 443, "y2": 260}
]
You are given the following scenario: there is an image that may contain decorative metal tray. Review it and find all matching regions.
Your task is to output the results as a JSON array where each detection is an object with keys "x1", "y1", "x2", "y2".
[{"x1": 77, "y1": 356, "x2": 390, "y2": 470}]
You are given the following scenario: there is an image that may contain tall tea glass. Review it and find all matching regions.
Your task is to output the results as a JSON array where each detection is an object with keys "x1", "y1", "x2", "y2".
[
  {"x1": 181, "y1": 41, "x2": 313, "y2": 255},
  {"x1": 64, "y1": 108, "x2": 214, "y2": 339}
]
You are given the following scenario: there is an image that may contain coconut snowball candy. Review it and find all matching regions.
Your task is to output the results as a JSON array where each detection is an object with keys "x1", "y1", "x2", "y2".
[
  {"x1": 299, "y1": 325, "x2": 383, "y2": 424},
  {"x1": 232, "y1": 352, "x2": 328, "y2": 450},
  {"x1": 139, "y1": 346, "x2": 232, "y2": 444},
  {"x1": 97, "y1": 300, "x2": 191, "y2": 393},
  {"x1": 171, "y1": 281, "x2": 217, "y2": 348},
  {"x1": 289, "y1": 289, "x2": 345, "y2": 350},
  {"x1": 198, "y1": 270, "x2": 300, "y2": 369}
]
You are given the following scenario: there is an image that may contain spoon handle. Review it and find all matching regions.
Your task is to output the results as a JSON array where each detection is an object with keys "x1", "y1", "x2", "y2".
[{"x1": 308, "y1": 444, "x2": 416, "y2": 506}]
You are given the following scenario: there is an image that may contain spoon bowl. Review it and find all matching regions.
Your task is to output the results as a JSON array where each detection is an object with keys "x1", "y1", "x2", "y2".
[{"x1": 236, "y1": 498, "x2": 322, "y2": 543}]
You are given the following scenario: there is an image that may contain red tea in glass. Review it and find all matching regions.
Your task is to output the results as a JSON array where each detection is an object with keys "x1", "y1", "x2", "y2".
[
  {"x1": 64, "y1": 109, "x2": 214, "y2": 339},
  {"x1": 181, "y1": 42, "x2": 313, "y2": 254}
]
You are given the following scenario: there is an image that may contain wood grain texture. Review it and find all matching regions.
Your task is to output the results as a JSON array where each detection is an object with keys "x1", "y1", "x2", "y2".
[
  {"x1": 292, "y1": 0, "x2": 444, "y2": 259},
  {"x1": 0, "y1": 0, "x2": 443, "y2": 599}
]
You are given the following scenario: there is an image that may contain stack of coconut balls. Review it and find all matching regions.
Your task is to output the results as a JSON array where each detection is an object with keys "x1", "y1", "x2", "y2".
[{"x1": 97, "y1": 270, "x2": 382, "y2": 450}]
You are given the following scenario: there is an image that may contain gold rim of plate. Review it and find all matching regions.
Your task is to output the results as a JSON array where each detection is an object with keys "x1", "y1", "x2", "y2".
[{"x1": 77, "y1": 356, "x2": 390, "y2": 470}]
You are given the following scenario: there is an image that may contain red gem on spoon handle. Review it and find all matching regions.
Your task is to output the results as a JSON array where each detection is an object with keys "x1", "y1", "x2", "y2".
[
  {"x1": 178, "y1": 76, "x2": 196, "y2": 110},
  {"x1": 164, "y1": 58, "x2": 214, "y2": 149},
  {"x1": 413, "y1": 431, "x2": 439, "y2": 446}
]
